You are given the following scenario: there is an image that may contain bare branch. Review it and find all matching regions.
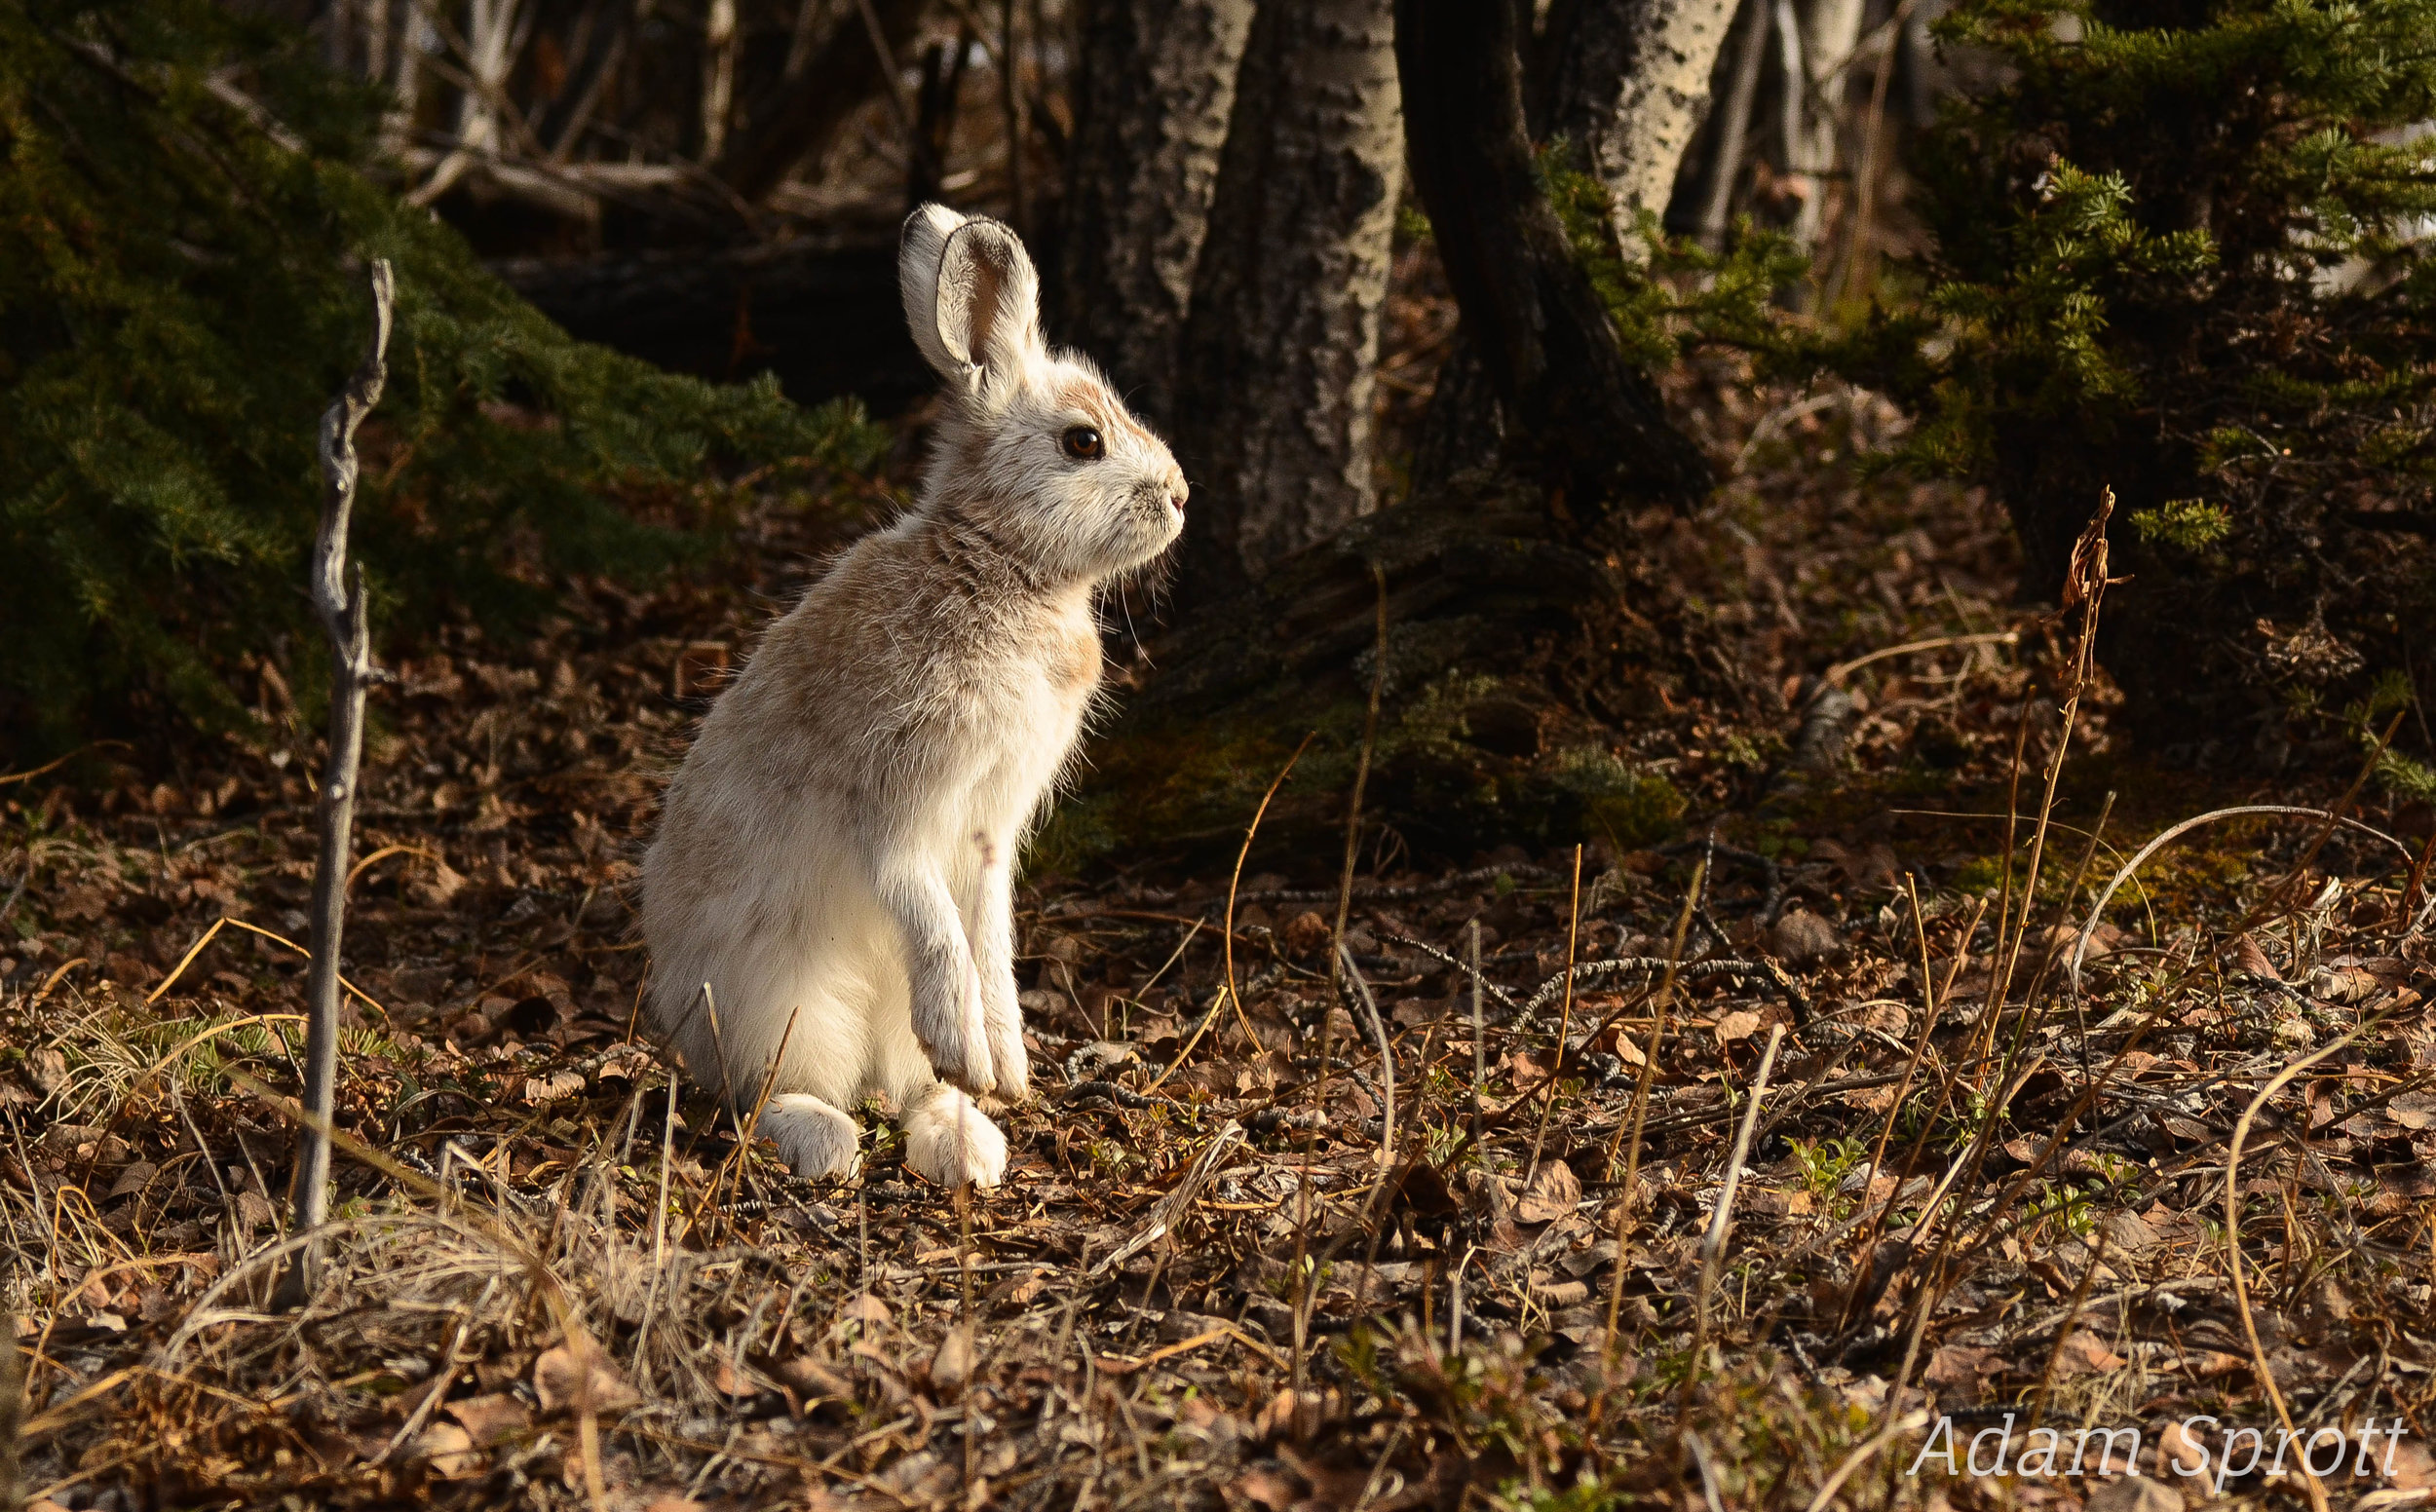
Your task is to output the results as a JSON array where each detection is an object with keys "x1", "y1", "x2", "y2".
[{"x1": 276, "y1": 258, "x2": 393, "y2": 1312}]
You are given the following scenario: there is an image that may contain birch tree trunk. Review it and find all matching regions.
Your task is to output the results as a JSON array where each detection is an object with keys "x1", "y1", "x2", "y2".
[
  {"x1": 1168, "y1": 0, "x2": 1403, "y2": 605},
  {"x1": 1542, "y1": 0, "x2": 1744, "y2": 244},
  {"x1": 1053, "y1": 0, "x2": 1255, "y2": 429},
  {"x1": 1787, "y1": 0, "x2": 1867, "y2": 246}
]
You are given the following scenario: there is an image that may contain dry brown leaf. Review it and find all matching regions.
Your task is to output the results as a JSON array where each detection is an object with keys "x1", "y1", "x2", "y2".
[
  {"x1": 2097, "y1": 1210, "x2": 2159, "y2": 1255},
  {"x1": 2086, "y1": 1473, "x2": 2184, "y2": 1512},
  {"x1": 1281, "y1": 911, "x2": 1330, "y2": 956},
  {"x1": 1772, "y1": 910, "x2": 1842, "y2": 964},
  {"x1": 928, "y1": 1329, "x2": 973, "y2": 1396},
  {"x1": 775, "y1": 1355, "x2": 853, "y2": 1402},
  {"x1": 442, "y1": 1392, "x2": 531, "y2": 1447},
  {"x1": 1516, "y1": 1159, "x2": 1580, "y2": 1224},
  {"x1": 2232, "y1": 933, "x2": 2281, "y2": 981},
  {"x1": 2387, "y1": 1437, "x2": 2435, "y2": 1490},
  {"x1": 1922, "y1": 1344, "x2": 1997, "y2": 1392},
  {"x1": 1714, "y1": 1009, "x2": 1763, "y2": 1044},
  {"x1": 411, "y1": 1422, "x2": 480, "y2": 1477},
  {"x1": 521, "y1": 1069, "x2": 586, "y2": 1104},
  {"x1": 2052, "y1": 1330, "x2": 2126, "y2": 1378},
  {"x1": 1503, "y1": 1048, "x2": 1555, "y2": 1092},
  {"x1": 532, "y1": 1341, "x2": 637, "y2": 1416}
]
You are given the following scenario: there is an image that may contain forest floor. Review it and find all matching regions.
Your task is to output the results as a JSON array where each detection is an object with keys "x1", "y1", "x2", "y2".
[{"x1": 6, "y1": 369, "x2": 2436, "y2": 1512}]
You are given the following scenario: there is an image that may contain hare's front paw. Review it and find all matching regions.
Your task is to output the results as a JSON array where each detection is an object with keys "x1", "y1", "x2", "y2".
[
  {"x1": 980, "y1": 972, "x2": 1029, "y2": 1102},
  {"x1": 759, "y1": 1094, "x2": 861, "y2": 1180},
  {"x1": 911, "y1": 957, "x2": 996, "y2": 1095},
  {"x1": 903, "y1": 1085, "x2": 1008, "y2": 1189}
]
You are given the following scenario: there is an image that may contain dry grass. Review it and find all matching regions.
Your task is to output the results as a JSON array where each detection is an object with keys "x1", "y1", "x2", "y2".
[{"x1": 5, "y1": 383, "x2": 2436, "y2": 1512}]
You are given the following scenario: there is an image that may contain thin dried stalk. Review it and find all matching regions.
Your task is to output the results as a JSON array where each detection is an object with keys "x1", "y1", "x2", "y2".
[{"x1": 277, "y1": 258, "x2": 394, "y2": 1312}]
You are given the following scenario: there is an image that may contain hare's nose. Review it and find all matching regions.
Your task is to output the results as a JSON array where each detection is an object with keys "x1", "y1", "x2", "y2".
[{"x1": 1167, "y1": 476, "x2": 1189, "y2": 515}]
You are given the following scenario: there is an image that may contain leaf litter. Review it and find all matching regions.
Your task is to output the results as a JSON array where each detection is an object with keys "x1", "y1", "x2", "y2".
[{"x1": 2, "y1": 380, "x2": 2434, "y2": 1510}]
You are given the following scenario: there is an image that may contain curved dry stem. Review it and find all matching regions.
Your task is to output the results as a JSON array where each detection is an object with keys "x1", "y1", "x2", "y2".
[
  {"x1": 2068, "y1": 806, "x2": 2414, "y2": 989},
  {"x1": 2227, "y1": 1035, "x2": 2356, "y2": 1512}
]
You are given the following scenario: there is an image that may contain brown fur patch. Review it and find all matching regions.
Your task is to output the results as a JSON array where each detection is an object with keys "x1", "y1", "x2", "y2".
[
  {"x1": 1058, "y1": 625, "x2": 1102, "y2": 693},
  {"x1": 1055, "y1": 379, "x2": 1161, "y2": 454}
]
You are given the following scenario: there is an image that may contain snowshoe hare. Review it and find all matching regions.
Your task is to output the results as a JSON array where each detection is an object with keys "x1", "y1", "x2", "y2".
[{"x1": 640, "y1": 205, "x2": 1187, "y2": 1189}]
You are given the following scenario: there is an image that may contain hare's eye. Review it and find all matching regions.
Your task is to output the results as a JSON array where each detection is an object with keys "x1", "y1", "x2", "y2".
[{"x1": 1061, "y1": 426, "x2": 1104, "y2": 461}]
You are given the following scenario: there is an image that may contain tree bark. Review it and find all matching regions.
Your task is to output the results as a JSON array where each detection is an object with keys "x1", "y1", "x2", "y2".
[
  {"x1": 1694, "y1": 0, "x2": 1770, "y2": 244},
  {"x1": 1168, "y1": 0, "x2": 1403, "y2": 605},
  {"x1": 1542, "y1": 0, "x2": 1744, "y2": 244},
  {"x1": 1786, "y1": 0, "x2": 1867, "y2": 247},
  {"x1": 711, "y1": 0, "x2": 931, "y2": 205},
  {"x1": 1395, "y1": 0, "x2": 1711, "y2": 513},
  {"x1": 1054, "y1": 0, "x2": 1256, "y2": 430}
]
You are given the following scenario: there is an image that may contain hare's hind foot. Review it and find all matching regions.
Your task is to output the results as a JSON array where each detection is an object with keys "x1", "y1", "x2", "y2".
[
  {"x1": 760, "y1": 1094, "x2": 862, "y2": 1180},
  {"x1": 902, "y1": 1084, "x2": 1008, "y2": 1189}
]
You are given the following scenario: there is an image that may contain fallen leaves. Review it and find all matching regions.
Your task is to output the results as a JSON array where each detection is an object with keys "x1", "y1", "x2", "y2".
[
  {"x1": 1515, "y1": 1159, "x2": 1581, "y2": 1224},
  {"x1": 533, "y1": 1338, "x2": 637, "y2": 1416}
]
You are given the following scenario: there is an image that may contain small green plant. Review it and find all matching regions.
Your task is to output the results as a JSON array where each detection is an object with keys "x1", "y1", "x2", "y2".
[
  {"x1": 2128, "y1": 498, "x2": 2234, "y2": 551},
  {"x1": 1789, "y1": 1136, "x2": 1867, "y2": 1201},
  {"x1": 1539, "y1": 143, "x2": 1811, "y2": 372}
]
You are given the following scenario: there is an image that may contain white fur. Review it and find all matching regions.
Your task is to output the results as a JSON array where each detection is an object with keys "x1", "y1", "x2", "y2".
[{"x1": 642, "y1": 206, "x2": 1186, "y2": 1190}]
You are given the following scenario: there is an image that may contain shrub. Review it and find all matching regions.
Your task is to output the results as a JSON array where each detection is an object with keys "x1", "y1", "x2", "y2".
[
  {"x1": 0, "y1": 0, "x2": 882, "y2": 751},
  {"x1": 1840, "y1": 0, "x2": 2436, "y2": 751}
]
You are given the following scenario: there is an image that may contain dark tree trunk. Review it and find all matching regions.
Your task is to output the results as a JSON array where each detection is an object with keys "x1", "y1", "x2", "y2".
[
  {"x1": 1053, "y1": 0, "x2": 1255, "y2": 429},
  {"x1": 1168, "y1": 0, "x2": 1404, "y2": 606},
  {"x1": 1073, "y1": 0, "x2": 1724, "y2": 860},
  {"x1": 711, "y1": 0, "x2": 932, "y2": 206},
  {"x1": 1394, "y1": 0, "x2": 1712, "y2": 514},
  {"x1": 907, "y1": 29, "x2": 973, "y2": 209}
]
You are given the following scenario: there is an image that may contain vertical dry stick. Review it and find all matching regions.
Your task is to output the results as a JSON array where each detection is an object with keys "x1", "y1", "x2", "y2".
[
  {"x1": 2402, "y1": 829, "x2": 2436, "y2": 934},
  {"x1": 1602, "y1": 856, "x2": 1705, "y2": 1380},
  {"x1": 2025, "y1": 1230, "x2": 2107, "y2": 1434},
  {"x1": 1328, "y1": 564, "x2": 1392, "y2": 992},
  {"x1": 1607, "y1": 855, "x2": 1708, "y2": 1181},
  {"x1": 701, "y1": 0, "x2": 736, "y2": 155},
  {"x1": 2227, "y1": 1038, "x2": 2355, "y2": 1512},
  {"x1": 1697, "y1": 0, "x2": 1770, "y2": 246},
  {"x1": 1984, "y1": 495, "x2": 2115, "y2": 1076},
  {"x1": 275, "y1": 258, "x2": 393, "y2": 1313},
  {"x1": 1525, "y1": 846, "x2": 1585, "y2": 1184},
  {"x1": 1295, "y1": 569, "x2": 1387, "y2": 1396},
  {"x1": 1339, "y1": 947, "x2": 1396, "y2": 1161},
  {"x1": 1468, "y1": 919, "x2": 1485, "y2": 1151},
  {"x1": 1839, "y1": 878, "x2": 1959, "y2": 1330},
  {"x1": 1973, "y1": 711, "x2": 2031, "y2": 1076},
  {"x1": 1682, "y1": 1023, "x2": 1785, "y2": 1415},
  {"x1": 853, "y1": 0, "x2": 919, "y2": 139},
  {"x1": 0, "y1": 1318, "x2": 20, "y2": 1511},
  {"x1": 957, "y1": 1178, "x2": 976, "y2": 1493},
  {"x1": 1222, "y1": 732, "x2": 1315, "y2": 1061},
  {"x1": 631, "y1": 1070, "x2": 679, "y2": 1377}
]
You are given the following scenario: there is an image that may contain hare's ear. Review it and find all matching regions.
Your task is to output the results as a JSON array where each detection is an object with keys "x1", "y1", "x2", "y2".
[{"x1": 901, "y1": 206, "x2": 1044, "y2": 407}]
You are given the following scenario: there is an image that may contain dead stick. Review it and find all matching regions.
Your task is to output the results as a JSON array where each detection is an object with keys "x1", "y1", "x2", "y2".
[
  {"x1": 275, "y1": 258, "x2": 393, "y2": 1312},
  {"x1": 1681, "y1": 1023, "x2": 1786, "y2": 1417},
  {"x1": 2228, "y1": 1037, "x2": 2357, "y2": 1512}
]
